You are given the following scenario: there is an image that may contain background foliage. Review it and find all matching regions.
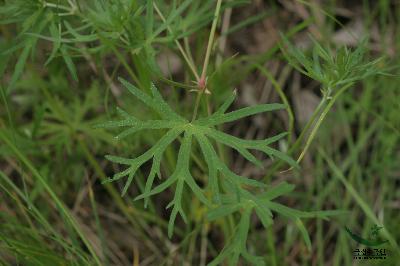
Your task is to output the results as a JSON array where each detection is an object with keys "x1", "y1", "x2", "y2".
[{"x1": 1, "y1": 0, "x2": 399, "y2": 265}]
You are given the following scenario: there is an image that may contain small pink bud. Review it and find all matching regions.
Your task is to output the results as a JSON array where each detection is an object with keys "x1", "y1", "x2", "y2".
[{"x1": 198, "y1": 76, "x2": 206, "y2": 89}]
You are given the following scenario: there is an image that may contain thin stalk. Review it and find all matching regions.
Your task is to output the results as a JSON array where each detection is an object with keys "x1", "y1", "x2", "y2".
[
  {"x1": 293, "y1": 96, "x2": 327, "y2": 153},
  {"x1": 265, "y1": 92, "x2": 327, "y2": 177},
  {"x1": 254, "y1": 63, "x2": 295, "y2": 143},
  {"x1": 199, "y1": 224, "x2": 209, "y2": 266},
  {"x1": 90, "y1": 23, "x2": 143, "y2": 88},
  {"x1": 200, "y1": 0, "x2": 223, "y2": 81},
  {"x1": 153, "y1": 2, "x2": 200, "y2": 81},
  {"x1": 43, "y1": 2, "x2": 72, "y2": 12},
  {"x1": 295, "y1": 83, "x2": 353, "y2": 165},
  {"x1": 184, "y1": 37, "x2": 197, "y2": 73},
  {"x1": 293, "y1": 96, "x2": 328, "y2": 164},
  {"x1": 267, "y1": 83, "x2": 353, "y2": 176},
  {"x1": 191, "y1": 0, "x2": 223, "y2": 121},
  {"x1": 0, "y1": 85, "x2": 30, "y2": 205},
  {"x1": 191, "y1": 92, "x2": 202, "y2": 121},
  {"x1": 87, "y1": 178, "x2": 110, "y2": 266},
  {"x1": 216, "y1": 6, "x2": 232, "y2": 66},
  {"x1": 110, "y1": 45, "x2": 142, "y2": 88},
  {"x1": 159, "y1": 77, "x2": 197, "y2": 90}
]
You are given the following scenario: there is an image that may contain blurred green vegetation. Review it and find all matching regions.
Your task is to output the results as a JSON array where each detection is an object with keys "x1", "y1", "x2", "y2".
[{"x1": 1, "y1": 0, "x2": 399, "y2": 265}]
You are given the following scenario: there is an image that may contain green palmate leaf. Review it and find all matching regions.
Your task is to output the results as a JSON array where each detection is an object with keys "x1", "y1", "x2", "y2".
[
  {"x1": 100, "y1": 78, "x2": 298, "y2": 254},
  {"x1": 98, "y1": 78, "x2": 343, "y2": 264}
]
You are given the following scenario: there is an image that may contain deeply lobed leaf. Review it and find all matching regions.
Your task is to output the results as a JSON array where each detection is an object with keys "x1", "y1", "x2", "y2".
[{"x1": 100, "y1": 79, "x2": 302, "y2": 250}]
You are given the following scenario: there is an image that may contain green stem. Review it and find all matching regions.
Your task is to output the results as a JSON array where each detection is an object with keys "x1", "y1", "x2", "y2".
[
  {"x1": 191, "y1": 92, "x2": 202, "y2": 121},
  {"x1": 254, "y1": 63, "x2": 294, "y2": 143},
  {"x1": 153, "y1": 2, "x2": 200, "y2": 81},
  {"x1": 293, "y1": 96, "x2": 327, "y2": 152},
  {"x1": 200, "y1": 0, "x2": 223, "y2": 81},
  {"x1": 87, "y1": 181, "x2": 110, "y2": 266},
  {"x1": 295, "y1": 83, "x2": 353, "y2": 165},
  {"x1": 266, "y1": 83, "x2": 353, "y2": 177},
  {"x1": 191, "y1": 0, "x2": 223, "y2": 121},
  {"x1": 265, "y1": 93, "x2": 327, "y2": 177}
]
